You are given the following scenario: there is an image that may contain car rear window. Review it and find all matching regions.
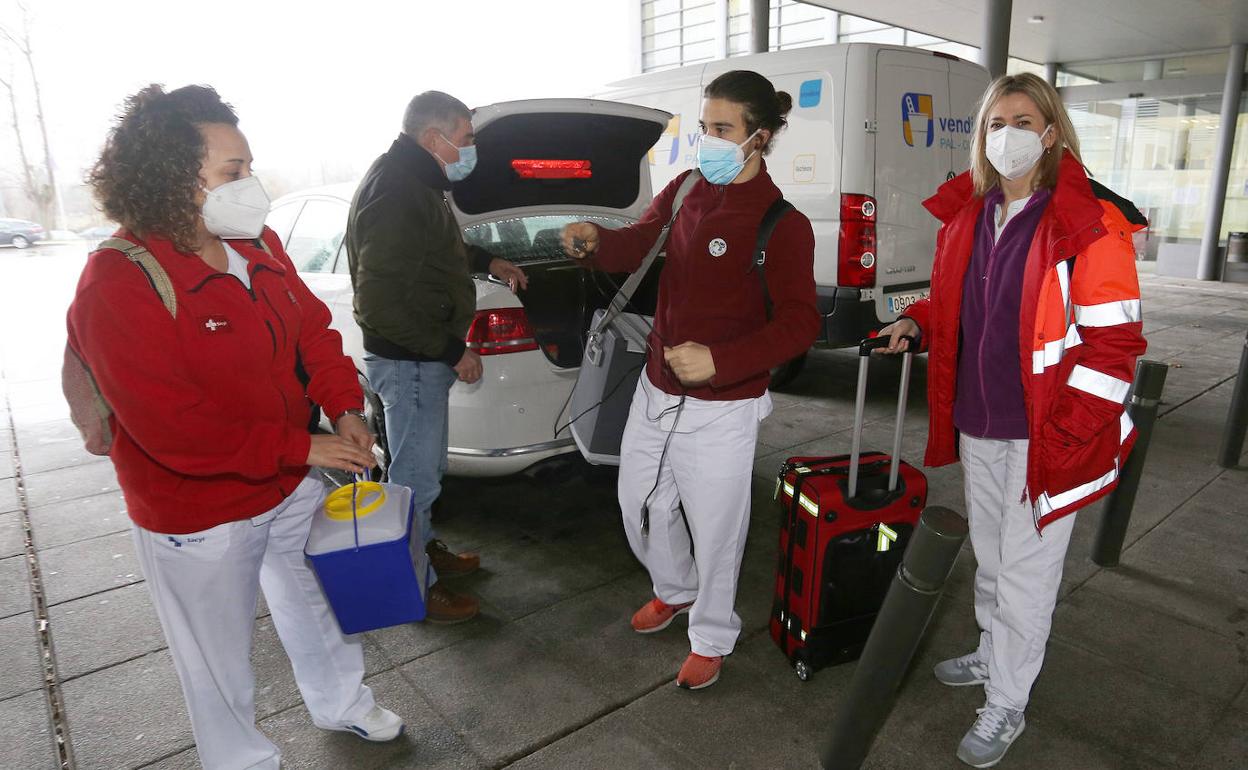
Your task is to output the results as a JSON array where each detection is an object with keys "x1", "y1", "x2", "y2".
[{"x1": 463, "y1": 214, "x2": 629, "y2": 267}]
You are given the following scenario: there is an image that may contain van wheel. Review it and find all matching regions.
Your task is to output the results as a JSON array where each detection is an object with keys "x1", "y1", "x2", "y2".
[
  {"x1": 360, "y1": 374, "x2": 390, "y2": 482},
  {"x1": 769, "y1": 353, "x2": 807, "y2": 392}
]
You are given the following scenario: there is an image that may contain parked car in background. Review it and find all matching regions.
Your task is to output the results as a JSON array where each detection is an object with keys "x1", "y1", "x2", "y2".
[
  {"x1": 269, "y1": 98, "x2": 669, "y2": 477},
  {"x1": 77, "y1": 225, "x2": 117, "y2": 249},
  {"x1": 0, "y1": 218, "x2": 46, "y2": 248}
]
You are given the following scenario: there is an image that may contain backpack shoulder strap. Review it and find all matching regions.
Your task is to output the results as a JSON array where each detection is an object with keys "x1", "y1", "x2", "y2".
[
  {"x1": 593, "y1": 170, "x2": 702, "y2": 335},
  {"x1": 749, "y1": 197, "x2": 796, "y2": 322},
  {"x1": 96, "y1": 237, "x2": 178, "y2": 319}
]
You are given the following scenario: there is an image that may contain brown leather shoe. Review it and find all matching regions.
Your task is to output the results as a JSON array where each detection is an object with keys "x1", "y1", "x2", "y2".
[
  {"x1": 424, "y1": 583, "x2": 480, "y2": 624},
  {"x1": 426, "y1": 539, "x2": 480, "y2": 577}
]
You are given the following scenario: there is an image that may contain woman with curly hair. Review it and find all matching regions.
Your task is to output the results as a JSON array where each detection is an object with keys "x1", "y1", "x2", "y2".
[{"x1": 68, "y1": 84, "x2": 404, "y2": 768}]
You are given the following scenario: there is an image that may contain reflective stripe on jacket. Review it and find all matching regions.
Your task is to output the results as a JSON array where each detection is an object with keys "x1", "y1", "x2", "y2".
[{"x1": 905, "y1": 153, "x2": 1147, "y2": 530}]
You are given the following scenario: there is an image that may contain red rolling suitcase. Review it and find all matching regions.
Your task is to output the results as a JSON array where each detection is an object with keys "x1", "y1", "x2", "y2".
[{"x1": 769, "y1": 336, "x2": 927, "y2": 680}]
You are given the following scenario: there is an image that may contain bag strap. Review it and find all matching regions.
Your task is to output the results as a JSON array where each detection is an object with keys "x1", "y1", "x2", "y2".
[
  {"x1": 97, "y1": 237, "x2": 178, "y2": 319},
  {"x1": 590, "y1": 170, "x2": 702, "y2": 337},
  {"x1": 748, "y1": 197, "x2": 795, "y2": 322}
]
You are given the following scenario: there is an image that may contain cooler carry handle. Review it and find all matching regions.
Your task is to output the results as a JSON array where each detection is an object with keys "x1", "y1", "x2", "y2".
[{"x1": 848, "y1": 335, "x2": 915, "y2": 499}]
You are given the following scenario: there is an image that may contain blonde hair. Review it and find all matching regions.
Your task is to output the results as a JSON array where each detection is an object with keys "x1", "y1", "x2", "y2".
[{"x1": 970, "y1": 73, "x2": 1081, "y2": 196}]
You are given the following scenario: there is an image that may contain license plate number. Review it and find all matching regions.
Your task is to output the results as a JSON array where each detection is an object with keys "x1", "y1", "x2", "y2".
[{"x1": 887, "y1": 290, "x2": 929, "y2": 315}]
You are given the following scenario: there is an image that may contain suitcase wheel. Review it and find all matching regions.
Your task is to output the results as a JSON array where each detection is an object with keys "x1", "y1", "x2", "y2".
[{"x1": 794, "y1": 659, "x2": 813, "y2": 682}]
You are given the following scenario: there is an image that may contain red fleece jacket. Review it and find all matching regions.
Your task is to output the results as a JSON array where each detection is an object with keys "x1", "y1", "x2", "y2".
[
  {"x1": 66, "y1": 227, "x2": 362, "y2": 534},
  {"x1": 593, "y1": 166, "x2": 819, "y2": 400}
]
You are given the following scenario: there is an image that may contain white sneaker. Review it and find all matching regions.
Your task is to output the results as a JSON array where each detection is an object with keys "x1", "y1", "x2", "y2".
[
  {"x1": 333, "y1": 705, "x2": 404, "y2": 742},
  {"x1": 956, "y1": 704, "x2": 1025, "y2": 768},
  {"x1": 934, "y1": 651, "x2": 990, "y2": 687}
]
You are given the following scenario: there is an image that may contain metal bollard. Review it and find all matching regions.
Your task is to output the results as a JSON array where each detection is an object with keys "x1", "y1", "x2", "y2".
[
  {"x1": 1218, "y1": 331, "x2": 1248, "y2": 469},
  {"x1": 1092, "y1": 359, "x2": 1169, "y2": 568},
  {"x1": 820, "y1": 506, "x2": 969, "y2": 770}
]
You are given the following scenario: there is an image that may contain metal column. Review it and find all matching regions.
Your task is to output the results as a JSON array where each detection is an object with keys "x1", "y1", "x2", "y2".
[
  {"x1": 979, "y1": 0, "x2": 1013, "y2": 79},
  {"x1": 1196, "y1": 42, "x2": 1247, "y2": 281},
  {"x1": 1044, "y1": 61, "x2": 1058, "y2": 85},
  {"x1": 751, "y1": 0, "x2": 769, "y2": 54}
]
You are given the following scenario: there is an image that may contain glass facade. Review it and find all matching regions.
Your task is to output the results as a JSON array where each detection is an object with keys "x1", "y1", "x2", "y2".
[
  {"x1": 1068, "y1": 92, "x2": 1248, "y2": 254},
  {"x1": 642, "y1": 0, "x2": 1039, "y2": 74}
]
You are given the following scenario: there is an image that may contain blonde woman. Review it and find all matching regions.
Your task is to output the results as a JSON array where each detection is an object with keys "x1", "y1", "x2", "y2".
[{"x1": 881, "y1": 73, "x2": 1146, "y2": 767}]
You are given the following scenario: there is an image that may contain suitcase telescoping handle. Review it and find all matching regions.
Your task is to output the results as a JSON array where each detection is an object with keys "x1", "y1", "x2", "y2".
[{"x1": 848, "y1": 335, "x2": 916, "y2": 499}]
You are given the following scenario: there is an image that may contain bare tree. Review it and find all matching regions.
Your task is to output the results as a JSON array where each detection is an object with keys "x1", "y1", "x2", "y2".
[
  {"x1": 0, "y1": 64, "x2": 49, "y2": 222},
  {"x1": 0, "y1": 0, "x2": 58, "y2": 228}
]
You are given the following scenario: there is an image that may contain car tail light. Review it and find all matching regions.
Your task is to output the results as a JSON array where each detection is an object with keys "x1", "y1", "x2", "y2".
[
  {"x1": 466, "y1": 308, "x2": 540, "y2": 355},
  {"x1": 511, "y1": 159, "x2": 592, "y2": 179},
  {"x1": 838, "y1": 193, "x2": 877, "y2": 289},
  {"x1": 32, "y1": 225, "x2": 43, "y2": 232}
]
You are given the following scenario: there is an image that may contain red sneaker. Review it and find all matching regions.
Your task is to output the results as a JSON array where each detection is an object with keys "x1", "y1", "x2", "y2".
[
  {"x1": 630, "y1": 597, "x2": 693, "y2": 634},
  {"x1": 676, "y1": 653, "x2": 722, "y2": 690}
]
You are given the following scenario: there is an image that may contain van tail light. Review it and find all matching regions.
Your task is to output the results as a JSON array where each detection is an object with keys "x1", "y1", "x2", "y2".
[
  {"x1": 838, "y1": 193, "x2": 877, "y2": 289},
  {"x1": 466, "y1": 308, "x2": 540, "y2": 355}
]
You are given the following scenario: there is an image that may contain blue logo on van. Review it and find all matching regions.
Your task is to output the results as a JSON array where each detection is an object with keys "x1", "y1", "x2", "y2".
[
  {"x1": 799, "y1": 79, "x2": 822, "y2": 108},
  {"x1": 901, "y1": 92, "x2": 934, "y2": 147}
]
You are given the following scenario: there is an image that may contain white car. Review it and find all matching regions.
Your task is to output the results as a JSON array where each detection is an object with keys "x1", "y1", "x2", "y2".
[{"x1": 268, "y1": 98, "x2": 670, "y2": 477}]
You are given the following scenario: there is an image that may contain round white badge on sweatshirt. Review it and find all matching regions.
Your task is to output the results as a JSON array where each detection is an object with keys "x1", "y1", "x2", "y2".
[{"x1": 708, "y1": 238, "x2": 727, "y2": 257}]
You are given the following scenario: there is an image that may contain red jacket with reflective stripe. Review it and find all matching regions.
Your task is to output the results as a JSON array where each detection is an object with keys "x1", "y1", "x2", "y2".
[
  {"x1": 905, "y1": 154, "x2": 1147, "y2": 529},
  {"x1": 66, "y1": 227, "x2": 362, "y2": 534}
]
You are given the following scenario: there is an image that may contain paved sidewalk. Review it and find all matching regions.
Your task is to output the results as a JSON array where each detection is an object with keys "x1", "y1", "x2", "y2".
[{"x1": 1, "y1": 270, "x2": 1245, "y2": 769}]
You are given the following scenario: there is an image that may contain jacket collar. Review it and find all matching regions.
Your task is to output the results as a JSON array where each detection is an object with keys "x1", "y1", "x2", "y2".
[
  {"x1": 712, "y1": 160, "x2": 781, "y2": 203},
  {"x1": 117, "y1": 229, "x2": 286, "y2": 292},
  {"x1": 389, "y1": 132, "x2": 452, "y2": 191},
  {"x1": 924, "y1": 153, "x2": 1106, "y2": 254}
]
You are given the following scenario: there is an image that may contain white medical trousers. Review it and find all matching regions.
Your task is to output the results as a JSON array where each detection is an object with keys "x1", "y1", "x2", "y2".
[
  {"x1": 961, "y1": 434, "x2": 1076, "y2": 712},
  {"x1": 131, "y1": 472, "x2": 376, "y2": 770},
  {"x1": 618, "y1": 374, "x2": 772, "y2": 657}
]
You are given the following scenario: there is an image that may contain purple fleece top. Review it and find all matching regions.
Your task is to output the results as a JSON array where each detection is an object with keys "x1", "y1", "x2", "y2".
[{"x1": 953, "y1": 187, "x2": 1051, "y2": 439}]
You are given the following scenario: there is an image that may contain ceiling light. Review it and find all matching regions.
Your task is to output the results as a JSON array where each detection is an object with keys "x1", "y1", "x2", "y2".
[{"x1": 1028, "y1": 15, "x2": 1044, "y2": 24}]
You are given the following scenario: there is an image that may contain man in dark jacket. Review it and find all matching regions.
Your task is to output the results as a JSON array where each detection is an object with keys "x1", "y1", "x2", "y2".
[{"x1": 346, "y1": 90, "x2": 527, "y2": 624}]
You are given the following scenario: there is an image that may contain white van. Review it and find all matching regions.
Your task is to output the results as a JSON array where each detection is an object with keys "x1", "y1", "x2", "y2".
[{"x1": 596, "y1": 43, "x2": 991, "y2": 384}]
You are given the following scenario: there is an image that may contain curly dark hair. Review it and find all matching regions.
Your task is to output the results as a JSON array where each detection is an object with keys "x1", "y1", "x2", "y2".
[{"x1": 89, "y1": 84, "x2": 239, "y2": 252}]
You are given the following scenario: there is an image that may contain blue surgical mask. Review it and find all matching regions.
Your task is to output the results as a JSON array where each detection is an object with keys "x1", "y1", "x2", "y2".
[
  {"x1": 697, "y1": 129, "x2": 760, "y2": 185},
  {"x1": 436, "y1": 132, "x2": 478, "y2": 182}
]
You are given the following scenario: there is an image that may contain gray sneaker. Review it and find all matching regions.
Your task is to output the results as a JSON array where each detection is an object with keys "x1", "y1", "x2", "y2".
[
  {"x1": 956, "y1": 704, "x2": 1026, "y2": 768},
  {"x1": 934, "y1": 651, "x2": 989, "y2": 687}
]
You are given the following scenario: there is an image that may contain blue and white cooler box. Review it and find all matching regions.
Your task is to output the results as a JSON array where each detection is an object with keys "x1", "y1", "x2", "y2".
[{"x1": 305, "y1": 480, "x2": 430, "y2": 634}]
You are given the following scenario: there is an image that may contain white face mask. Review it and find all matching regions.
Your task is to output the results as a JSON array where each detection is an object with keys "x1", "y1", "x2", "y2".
[
  {"x1": 202, "y1": 175, "x2": 271, "y2": 239},
  {"x1": 985, "y1": 125, "x2": 1051, "y2": 181}
]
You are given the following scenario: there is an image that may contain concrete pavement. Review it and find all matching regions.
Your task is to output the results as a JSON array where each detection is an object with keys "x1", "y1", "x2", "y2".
[{"x1": 1, "y1": 255, "x2": 1245, "y2": 768}]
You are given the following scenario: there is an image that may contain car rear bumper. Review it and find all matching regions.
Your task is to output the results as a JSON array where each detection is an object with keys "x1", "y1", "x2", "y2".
[{"x1": 447, "y1": 438, "x2": 576, "y2": 477}]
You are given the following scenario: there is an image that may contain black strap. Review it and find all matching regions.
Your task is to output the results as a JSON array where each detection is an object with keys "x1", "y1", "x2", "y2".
[{"x1": 749, "y1": 197, "x2": 795, "y2": 321}]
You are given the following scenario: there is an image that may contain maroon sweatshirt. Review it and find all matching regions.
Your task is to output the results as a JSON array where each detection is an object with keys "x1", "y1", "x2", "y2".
[{"x1": 592, "y1": 166, "x2": 819, "y2": 400}]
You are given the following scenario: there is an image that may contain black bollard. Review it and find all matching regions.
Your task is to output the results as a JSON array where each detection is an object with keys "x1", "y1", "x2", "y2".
[
  {"x1": 1217, "y1": 331, "x2": 1248, "y2": 469},
  {"x1": 1092, "y1": 359, "x2": 1169, "y2": 568},
  {"x1": 820, "y1": 506, "x2": 969, "y2": 770}
]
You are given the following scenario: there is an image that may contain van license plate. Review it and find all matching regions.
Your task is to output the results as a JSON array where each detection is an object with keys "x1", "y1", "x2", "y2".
[{"x1": 887, "y1": 291, "x2": 929, "y2": 315}]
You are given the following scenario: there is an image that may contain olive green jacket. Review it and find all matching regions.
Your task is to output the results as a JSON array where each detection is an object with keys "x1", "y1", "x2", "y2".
[{"x1": 345, "y1": 133, "x2": 493, "y2": 365}]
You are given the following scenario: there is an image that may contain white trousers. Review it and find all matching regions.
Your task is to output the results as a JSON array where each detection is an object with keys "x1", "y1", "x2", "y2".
[
  {"x1": 131, "y1": 473, "x2": 375, "y2": 770},
  {"x1": 961, "y1": 435, "x2": 1076, "y2": 712},
  {"x1": 618, "y1": 374, "x2": 771, "y2": 657}
]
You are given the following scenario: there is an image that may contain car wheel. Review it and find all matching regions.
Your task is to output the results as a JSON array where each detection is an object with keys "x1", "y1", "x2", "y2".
[
  {"x1": 769, "y1": 353, "x2": 807, "y2": 392},
  {"x1": 11, "y1": 235, "x2": 29, "y2": 249},
  {"x1": 360, "y1": 374, "x2": 390, "y2": 482}
]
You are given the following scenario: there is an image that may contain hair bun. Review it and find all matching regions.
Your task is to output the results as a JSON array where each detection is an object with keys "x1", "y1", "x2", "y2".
[{"x1": 775, "y1": 91, "x2": 793, "y2": 118}]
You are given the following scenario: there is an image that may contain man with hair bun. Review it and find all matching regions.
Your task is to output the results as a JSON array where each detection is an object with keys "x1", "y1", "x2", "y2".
[{"x1": 562, "y1": 70, "x2": 819, "y2": 690}]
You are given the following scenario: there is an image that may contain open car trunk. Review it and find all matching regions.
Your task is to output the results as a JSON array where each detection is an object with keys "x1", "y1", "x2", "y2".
[{"x1": 452, "y1": 98, "x2": 672, "y2": 369}]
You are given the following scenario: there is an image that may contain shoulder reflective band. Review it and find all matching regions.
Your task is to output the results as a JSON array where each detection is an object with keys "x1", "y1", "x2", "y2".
[
  {"x1": 877, "y1": 522, "x2": 899, "y2": 552},
  {"x1": 782, "y1": 481, "x2": 821, "y2": 516}
]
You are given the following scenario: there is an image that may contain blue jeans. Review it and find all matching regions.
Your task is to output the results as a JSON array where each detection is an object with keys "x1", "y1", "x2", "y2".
[{"x1": 363, "y1": 355, "x2": 455, "y2": 577}]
